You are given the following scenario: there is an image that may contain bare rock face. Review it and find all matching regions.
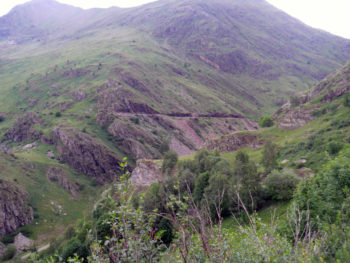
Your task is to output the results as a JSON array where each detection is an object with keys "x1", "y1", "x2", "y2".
[
  {"x1": 131, "y1": 159, "x2": 162, "y2": 186},
  {"x1": 204, "y1": 132, "x2": 261, "y2": 152},
  {"x1": 0, "y1": 180, "x2": 34, "y2": 238},
  {"x1": 14, "y1": 233, "x2": 34, "y2": 253},
  {"x1": 5, "y1": 112, "x2": 44, "y2": 142},
  {"x1": 72, "y1": 88, "x2": 87, "y2": 101},
  {"x1": 46, "y1": 167, "x2": 80, "y2": 196},
  {"x1": 273, "y1": 106, "x2": 317, "y2": 129},
  {"x1": 321, "y1": 85, "x2": 350, "y2": 103},
  {"x1": 51, "y1": 127, "x2": 122, "y2": 184},
  {"x1": 107, "y1": 119, "x2": 161, "y2": 159}
]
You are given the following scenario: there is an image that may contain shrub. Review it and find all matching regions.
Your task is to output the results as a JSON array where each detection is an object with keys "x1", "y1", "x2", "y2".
[
  {"x1": 263, "y1": 169, "x2": 299, "y2": 201},
  {"x1": 344, "y1": 94, "x2": 350, "y2": 107},
  {"x1": 159, "y1": 140, "x2": 170, "y2": 154},
  {"x1": 259, "y1": 116, "x2": 274, "y2": 128},
  {"x1": 2, "y1": 244, "x2": 17, "y2": 261},
  {"x1": 290, "y1": 95, "x2": 301, "y2": 107},
  {"x1": 261, "y1": 140, "x2": 278, "y2": 173},
  {"x1": 327, "y1": 142, "x2": 343, "y2": 155}
]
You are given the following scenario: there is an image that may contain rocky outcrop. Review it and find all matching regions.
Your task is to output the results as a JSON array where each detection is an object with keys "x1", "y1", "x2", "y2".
[
  {"x1": 0, "y1": 180, "x2": 33, "y2": 237},
  {"x1": 96, "y1": 88, "x2": 158, "y2": 125},
  {"x1": 204, "y1": 132, "x2": 262, "y2": 152},
  {"x1": 71, "y1": 88, "x2": 87, "y2": 101},
  {"x1": 131, "y1": 159, "x2": 162, "y2": 186},
  {"x1": 14, "y1": 233, "x2": 34, "y2": 253},
  {"x1": 5, "y1": 112, "x2": 43, "y2": 142},
  {"x1": 108, "y1": 119, "x2": 161, "y2": 159},
  {"x1": 46, "y1": 167, "x2": 80, "y2": 196},
  {"x1": 273, "y1": 105, "x2": 318, "y2": 129},
  {"x1": 321, "y1": 85, "x2": 350, "y2": 102},
  {"x1": 52, "y1": 127, "x2": 122, "y2": 184}
]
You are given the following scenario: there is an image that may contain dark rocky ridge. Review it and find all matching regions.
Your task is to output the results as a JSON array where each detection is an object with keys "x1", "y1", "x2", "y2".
[
  {"x1": 52, "y1": 127, "x2": 123, "y2": 184},
  {"x1": 5, "y1": 112, "x2": 44, "y2": 142},
  {"x1": 0, "y1": 180, "x2": 33, "y2": 237}
]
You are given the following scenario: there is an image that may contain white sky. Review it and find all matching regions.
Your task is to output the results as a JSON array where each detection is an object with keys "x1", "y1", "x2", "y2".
[{"x1": 0, "y1": 0, "x2": 350, "y2": 39}]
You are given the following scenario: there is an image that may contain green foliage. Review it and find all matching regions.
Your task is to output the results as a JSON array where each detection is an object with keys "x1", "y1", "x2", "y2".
[
  {"x1": 1, "y1": 244, "x2": 17, "y2": 261},
  {"x1": 263, "y1": 169, "x2": 299, "y2": 201},
  {"x1": 344, "y1": 94, "x2": 350, "y2": 107},
  {"x1": 193, "y1": 172, "x2": 210, "y2": 204},
  {"x1": 159, "y1": 140, "x2": 170, "y2": 155},
  {"x1": 162, "y1": 150, "x2": 178, "y2": 174},
  {"x1": 290, "y1": 95, "x2": 301, "y2": 107},
  {"x1": 261, "y1": 140, "x2": 278, "y2": 173},
  {"x1": 327, "y1": 141, "x2": 343, "y2": 155},
  {"x1": 258, "y1": 116, "x2": 274, "y2": 128},
  {"x1": 233, "y1": 151, "x2": 262, "y2": 211}
]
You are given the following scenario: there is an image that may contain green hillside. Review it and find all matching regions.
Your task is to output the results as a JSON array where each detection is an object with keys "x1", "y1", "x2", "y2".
[{"x1": 0, "y1": 0, "x2": 350, "y2": 260}]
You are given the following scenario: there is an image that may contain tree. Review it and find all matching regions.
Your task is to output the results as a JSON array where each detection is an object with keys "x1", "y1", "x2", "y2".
[
  {"x1": 259, "y1": 116, "x2": 274, "y2": 128},
  {"x1": 263, "y1": 169, "x2": 299, "y2": 201},
  {"x1": 290, "y1": 95, "x2": 301, "y2": 107},
  {"x1": 233, "y1": 151, "x2": 262, "y2": 211},
  {"x1": 162, "y1": 150, "x2": 178, "y2": 174},
  {"x1": 261, "y1": 140, "x2": 278, "y2": 174}
]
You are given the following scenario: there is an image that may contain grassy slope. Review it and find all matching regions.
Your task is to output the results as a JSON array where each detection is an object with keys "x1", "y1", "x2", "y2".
[{"x1": 0, "y1": 0, "x2": 349, "y2": 247}]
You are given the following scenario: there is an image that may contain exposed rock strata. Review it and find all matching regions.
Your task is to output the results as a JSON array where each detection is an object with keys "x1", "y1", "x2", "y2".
[
  {"x1": 204, "y1": 132, "x2": 261, "y2": 152},
  {"x1": 0, "y1": 180, "x2": 33, "y2": 237},
  {"x1": 131, "y1": 159, "x2": 162, "y2": 185},
  {"x1": 52, "y1": 127, "x2": 122, "y2": 184},
  {"x1": 5, "y1": 112, "x2": 43, "y2": 142},
  {"x1": 46, "y1": 166, "x2": 80, "y2": 196}
]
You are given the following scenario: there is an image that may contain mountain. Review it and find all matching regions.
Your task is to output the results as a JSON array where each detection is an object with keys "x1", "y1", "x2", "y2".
[{"x1": 0, "y1": 0, "x2": 350, "y2": 253}]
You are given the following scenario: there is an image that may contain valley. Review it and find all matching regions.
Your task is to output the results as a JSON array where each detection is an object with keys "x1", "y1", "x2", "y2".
[{"x1": 0, "y1": 0, "x2": 350, "y2": 262}]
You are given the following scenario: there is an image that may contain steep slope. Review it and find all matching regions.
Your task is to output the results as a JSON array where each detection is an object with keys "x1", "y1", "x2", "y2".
[{"x1": 0, "y1": 0, "x2": 350, "y2": 248}]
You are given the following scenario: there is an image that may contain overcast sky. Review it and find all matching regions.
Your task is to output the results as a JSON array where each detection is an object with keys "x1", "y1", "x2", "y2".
[{"x1": 0, "y1": 0, "x2": 349, "y2": 39}]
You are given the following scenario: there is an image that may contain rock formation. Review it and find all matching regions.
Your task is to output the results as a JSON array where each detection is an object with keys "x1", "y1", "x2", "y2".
[
  {"x1": 131, "y1": 159, "x2": 162, "y2": 185},
  {"x1": 0, "y1": 180, "x2": 33, "y2": 237},
  {"x1": 5, "y1": 112, "x2": 44, "y2": 142},
  {"x1": 204, "y1": 132, "x2": 262, "y2": 152},
  {"x1": 52, "y1": 127, "x2": 122, "y2": 184},
  {"x1": 46, "y1": 166, "x2": 80, "y2": 196}
]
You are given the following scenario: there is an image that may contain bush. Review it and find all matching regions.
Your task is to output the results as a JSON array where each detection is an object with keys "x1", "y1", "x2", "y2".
[
  {"x1": 263, "y1": 169, "x2": 299, "y2": 201},
  {"x1": 258, "y1": 116, "x2": 274, "y2": 128},
  {"x1": 2, "y1": 244, "x2": 17, "y2": 261},
  {"x1": 344, "y1": 94, "x2": 350, "y2": 107},
  {"x1": 327, "y1": 142, "x2": 343, "y2": 155},
  {"x1": 290, "y1": 95, "x2": 301, "y2": 107}
]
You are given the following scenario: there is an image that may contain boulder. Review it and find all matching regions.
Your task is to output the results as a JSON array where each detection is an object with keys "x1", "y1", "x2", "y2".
[
  {"x1": 14, "y1": 233, "x2": 34, "y2": 253},
  {"x1": 131, "y1": 160, "x2": 162, "y2": 186}
]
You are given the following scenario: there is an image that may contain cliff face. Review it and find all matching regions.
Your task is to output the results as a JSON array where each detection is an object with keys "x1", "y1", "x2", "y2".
[
  {"x1": 5, "y1": 112, "x2": 44, "y2": 142},
  {"x1": 0, "y1": 180, "x2": 33, "y2": 237},
  {"x1": 204, "y1": 132, "x2": 262, "y2": 152},
  {"x1": 51, "y1": 127, "x2": 122, "y2": 184},
  {"x1": 131, "y1": 159, "x2": 162, "y2": 186}
]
